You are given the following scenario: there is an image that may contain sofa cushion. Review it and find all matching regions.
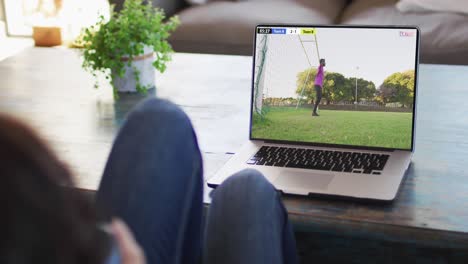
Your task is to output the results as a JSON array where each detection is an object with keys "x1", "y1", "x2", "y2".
[
  {"x1": 340, "y1": 0, "x2": 468, "y2": 65},
  {"x1": 185, "y1": 0, "x2": 228, "y2": 5},
  {"x1": 170, "y1": 0, "x2": 347, "y2": 55},
  {"x1": 396, "y1": 0, "x2": 468, "y2": 15}
]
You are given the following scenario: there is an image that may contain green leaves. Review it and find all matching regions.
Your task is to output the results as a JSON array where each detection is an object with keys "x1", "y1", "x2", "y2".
[
  {"x1": 296, "y1": 68, "x2": 416, "y2": 107},
  {"x1": 377, "y1": 70, "x2": 415, "y2": 107},
  {"x1": 79, "y1": 0, "x2": 180, "y2": 94},
  {"x1": 296, "y1": 69, "x2": 377, "y2": 104}
]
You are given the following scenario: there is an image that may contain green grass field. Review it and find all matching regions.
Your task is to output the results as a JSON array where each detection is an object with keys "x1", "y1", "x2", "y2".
[{"x1": 252, "y1": 107, "x2": 413, "y2": 149}]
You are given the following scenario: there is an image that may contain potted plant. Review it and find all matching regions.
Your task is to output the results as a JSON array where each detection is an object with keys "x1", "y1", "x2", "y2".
[{"x1": 80, "y1": 0, "x2": 179, "y2": 97}]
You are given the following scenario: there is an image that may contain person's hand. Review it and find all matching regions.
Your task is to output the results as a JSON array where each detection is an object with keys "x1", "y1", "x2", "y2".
[{"x1": 111, "y1": 218, "x2": 146, "y2": 264}]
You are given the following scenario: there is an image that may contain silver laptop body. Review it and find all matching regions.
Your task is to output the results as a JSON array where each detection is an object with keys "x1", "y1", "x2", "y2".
[{"x1": 208, "y1": 25, "x2": 420, "y2": 201}]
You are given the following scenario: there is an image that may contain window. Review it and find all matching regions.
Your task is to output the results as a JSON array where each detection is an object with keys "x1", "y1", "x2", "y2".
[{"x1": 3, "y1": 0, "x2": 109, "y2": 39}]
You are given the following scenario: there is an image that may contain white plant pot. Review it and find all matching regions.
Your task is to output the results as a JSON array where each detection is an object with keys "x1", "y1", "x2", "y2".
[{"x1": 112, "y1": 45, "x2": 156, "y2": 93}]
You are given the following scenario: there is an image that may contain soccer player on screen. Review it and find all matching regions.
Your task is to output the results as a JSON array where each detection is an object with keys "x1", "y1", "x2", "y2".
[{"x1": 313, "y1": 58, "x2": 326, "y2": 116}]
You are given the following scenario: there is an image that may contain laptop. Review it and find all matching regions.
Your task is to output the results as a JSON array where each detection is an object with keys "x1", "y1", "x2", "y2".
[{"x1": 208, "y1": 25, "x2": 420, "y2": 201}]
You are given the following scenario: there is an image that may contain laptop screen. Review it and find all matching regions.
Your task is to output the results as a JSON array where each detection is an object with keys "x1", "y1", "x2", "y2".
[{"x1": 251, "y1": 26, "x2": 419, "y2": 150}]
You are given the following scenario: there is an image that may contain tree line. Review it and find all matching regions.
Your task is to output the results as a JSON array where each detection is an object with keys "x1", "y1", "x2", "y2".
[{"x1": 295, "y1": 69, "x2": 415, "y2": 107}]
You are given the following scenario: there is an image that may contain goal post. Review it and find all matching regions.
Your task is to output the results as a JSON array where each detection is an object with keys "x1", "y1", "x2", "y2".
[
  {"x1": 253, "y1": 29, "x2": 322, "y2": 115},
  {"x1": 296, "y1": 33, "x2": 321, "y2": 109}
]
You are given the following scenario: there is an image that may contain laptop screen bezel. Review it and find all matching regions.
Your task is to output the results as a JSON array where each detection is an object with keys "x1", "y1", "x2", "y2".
[{"x1": 249, "y1": 24, "x2": 420, "y2": 152}]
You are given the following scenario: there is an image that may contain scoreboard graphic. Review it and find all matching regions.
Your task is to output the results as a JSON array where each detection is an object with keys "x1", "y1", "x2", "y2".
[{"x1": 257, "y1": 27, "x2": 316, "y2": 35}]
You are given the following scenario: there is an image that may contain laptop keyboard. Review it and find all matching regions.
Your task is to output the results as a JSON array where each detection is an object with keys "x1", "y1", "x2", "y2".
[{"x1": 247, "y1": 146, "x2": 389, "y2": 174}]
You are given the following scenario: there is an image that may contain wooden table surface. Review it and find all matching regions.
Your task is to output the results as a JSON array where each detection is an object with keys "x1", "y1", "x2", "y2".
[{"x1": 1, "y1": 47, "x2": 468, "y2": 249}]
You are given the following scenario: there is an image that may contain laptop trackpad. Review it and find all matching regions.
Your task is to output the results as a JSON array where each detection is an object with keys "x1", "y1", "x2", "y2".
[{"x1": 274, "y1": 170, "x2": 334, "y2": 193}]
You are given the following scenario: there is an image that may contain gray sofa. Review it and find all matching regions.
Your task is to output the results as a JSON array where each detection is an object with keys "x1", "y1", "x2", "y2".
[{"x1": 157, "y1": 0, "x2": 468, "y2": 65}]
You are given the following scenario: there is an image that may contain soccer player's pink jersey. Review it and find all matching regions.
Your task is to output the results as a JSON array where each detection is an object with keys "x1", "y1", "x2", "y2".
[{"x1": 314, "y1": 65, "x2": 325, "y2": 87}]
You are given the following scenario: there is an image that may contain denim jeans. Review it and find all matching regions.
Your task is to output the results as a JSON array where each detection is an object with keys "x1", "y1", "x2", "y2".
[{"x1": 96, "y1": 98, "x2": 297, "y2": 264}]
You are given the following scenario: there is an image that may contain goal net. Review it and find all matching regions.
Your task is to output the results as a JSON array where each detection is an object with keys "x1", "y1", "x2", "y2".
[{"x1": 253, "y1": 33, "x2": 320, "y2": 115}]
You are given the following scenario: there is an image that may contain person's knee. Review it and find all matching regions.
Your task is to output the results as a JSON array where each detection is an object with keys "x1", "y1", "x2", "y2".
[
  {"x1": 135, "y1": 98, "x2": 184, "y2": 118},
  {"x1": 129, "y1": 98, "x2": 191, "y2": 129},
  {"x1": 215, "y1": 169, "x2": 276, "y2": 200},
  {"x1": 225, "y1": 168, "x2": 267, "y2": 185},
  {"x1": 209, "y1": 169, "x2": 281, "y2": 230}
]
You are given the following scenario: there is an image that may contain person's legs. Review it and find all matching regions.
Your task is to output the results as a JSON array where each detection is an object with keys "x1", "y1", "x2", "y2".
[
  {"x1": 204, "y1": 169, "x2": 298, "y2": 264},
  {"x1": 313, "y1": 85, "x2": 322, "y2": 115},
  {"x1": 96, "y1": 98, "x2": 203, "y2": 264}
]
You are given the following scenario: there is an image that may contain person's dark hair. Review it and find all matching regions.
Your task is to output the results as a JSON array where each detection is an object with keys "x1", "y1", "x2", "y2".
[
  {"x1": 0, "y1": 114, "x2": 110, "y2": 264},
  {"x1": 320, "y1": 58, "x2": 325, "y2": 64}
]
